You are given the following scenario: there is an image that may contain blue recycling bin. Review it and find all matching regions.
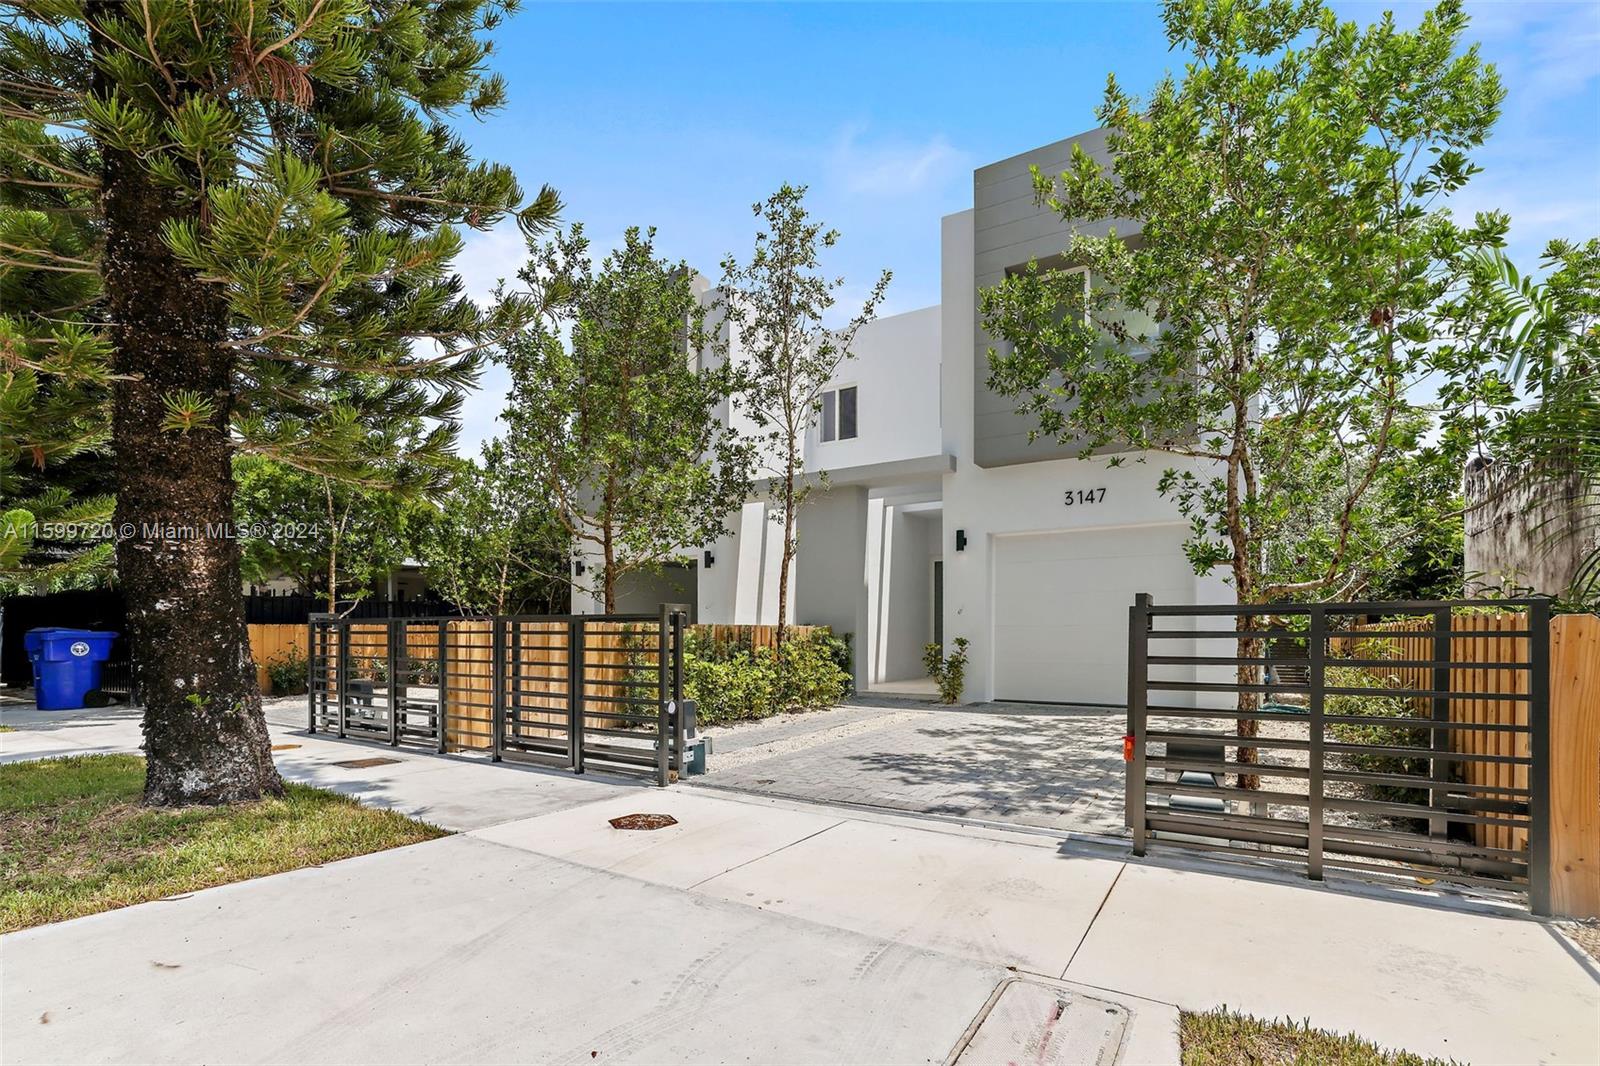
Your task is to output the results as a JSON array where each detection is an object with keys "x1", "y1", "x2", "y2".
[{"x1": 24, "y1": 628, "x2": 118, "y2": 710}]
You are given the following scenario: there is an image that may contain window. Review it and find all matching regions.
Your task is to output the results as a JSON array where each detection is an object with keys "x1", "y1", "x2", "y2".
[{"x1": 820, "y1": 385, "x2": 857, "y2": 442}]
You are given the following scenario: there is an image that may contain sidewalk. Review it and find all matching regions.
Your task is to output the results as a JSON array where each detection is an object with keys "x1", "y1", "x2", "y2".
[{"x1": 3, "y1": 704, "x2": 1596, "y2": 1064}]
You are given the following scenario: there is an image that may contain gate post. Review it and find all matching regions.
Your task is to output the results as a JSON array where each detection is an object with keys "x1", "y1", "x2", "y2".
[
  {"x1": 436, "y1": 620, "x2": 448, "y2": 754},
  {"x1": 1428, "y1": 607, "x2": 1452, "y2": 841},
  {"x1": 1127, "y1": 593, "x2": 1151, "y2": 856},
  {"x1": 306, "y1": 617, "x2": 316, "y2": 734},
  {"x1": 1539, "y1": 604, "x2": 1600, "y2": 919},
  {"x1": 1307, "y1": 606, "x2": 1326, "y2": 881},
  {"x1": 490, "y1": 617, "x2": 505, "y2": 762},
  {"x1": 388, "y1": 619, "x2": 402, "y2": 747},
  {"x1": 569, "y1": 619, "x2": 585, "y2": 774},
  {"x1": 656, "y1": 604, "x2": 671, "y2": 787},
  {"x1": 672, "y1": 609, "x2": 686, "y2": 776},
  {"x1": 336, "y1": 618, "x2": 349, "y2": 738}
]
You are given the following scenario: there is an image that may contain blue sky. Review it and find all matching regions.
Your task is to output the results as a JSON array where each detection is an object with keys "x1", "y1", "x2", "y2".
[{"x1": 452, "y1": 1, "x2": 1600, "y2": 453}]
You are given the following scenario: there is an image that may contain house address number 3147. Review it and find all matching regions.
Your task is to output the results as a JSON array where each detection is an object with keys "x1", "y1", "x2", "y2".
[{"x1": 1064, "y1": 488, "x2": 1107, "y2": 506}]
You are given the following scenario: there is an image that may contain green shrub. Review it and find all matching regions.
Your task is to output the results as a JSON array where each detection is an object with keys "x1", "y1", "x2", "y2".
[
  {"x1": 683, "y1": 628, "x2": 850, "y2": 726},
  {"x1": 1325, "y1": 664, "x2": 1428, "y2": 807},
  {"x1": 266, "y1": 646, "x2": 308, "y2": 696},
  {"x1": 922, "y1": 637, "x2": 969, "y2": 704}
]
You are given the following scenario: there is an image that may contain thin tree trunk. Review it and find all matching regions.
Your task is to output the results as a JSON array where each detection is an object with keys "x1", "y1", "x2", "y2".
[
  {"x1": 775, "y1": 453, "x2": 796, "y2": 652},
  {"x1": 103, "y1": 148, "x2": 282, "y2": 806}
]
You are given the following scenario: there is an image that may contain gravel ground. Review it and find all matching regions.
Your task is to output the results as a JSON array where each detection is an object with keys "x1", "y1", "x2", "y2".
[{"x1": 1559, "y1": 920, "x2": 1600, "y2": 964}]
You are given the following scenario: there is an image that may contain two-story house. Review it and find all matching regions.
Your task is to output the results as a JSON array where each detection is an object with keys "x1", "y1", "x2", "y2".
[{"x1": 573, "y1": 129, "x2": 1231, "y2": 706}]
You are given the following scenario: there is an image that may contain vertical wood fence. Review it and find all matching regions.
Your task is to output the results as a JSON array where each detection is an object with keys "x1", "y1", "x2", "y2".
[
  {"x1": 1332, "y1": 609, "x2": 1600, "y2": 917},
  {"x1": 247, "y1": 623, "x2": 306, "y2": 695}
]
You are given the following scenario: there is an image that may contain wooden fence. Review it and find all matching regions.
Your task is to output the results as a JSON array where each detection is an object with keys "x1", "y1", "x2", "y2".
[
  {"x1": 686, "y1": 624, "x2": 821, "y2": 652},
  {"x1": 252, "y1": 620, "x2": 820, "y2": 699},
  {"x1": 1335, "y1": 611, "x2": 1600, "y2": 916},
  {"x1": 247, "y1": 623, "x2": 305, "y2": 695}
]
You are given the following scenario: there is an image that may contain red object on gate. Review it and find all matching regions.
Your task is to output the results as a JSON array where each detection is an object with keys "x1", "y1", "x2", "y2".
[{"x1": 1122, "y1": 734, "x2": 1135, "y2": 762}]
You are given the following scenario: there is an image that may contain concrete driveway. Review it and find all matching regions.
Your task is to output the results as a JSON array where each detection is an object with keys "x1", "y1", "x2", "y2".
[
  {"x1": 3, "y1": 704, "x2": 1597, "y2": 1065},
  {"x1": 698, "y1": 699, "x2": 1129, "y2": 836}
]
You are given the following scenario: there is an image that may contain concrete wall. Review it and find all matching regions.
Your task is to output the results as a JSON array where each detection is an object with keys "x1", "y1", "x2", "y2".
[
  {"x1": 613, "y1": 563, "x2": 698, "y2": 619},
  {"x1": 803, "y1": 306, "x2": 943, "y2": 473},
  {"x1": 795, "y1": 487, "x2": 871, "y2": 688},
  {"x1": 971, "y1": 128, "x2": 1141, "y2": 468},
  {"x1": 878, "y1": 507, "x2": 937, "y2": 682},
  {"x1": 1465, "y1": 458, "x2": 1598, "y2": 598}
]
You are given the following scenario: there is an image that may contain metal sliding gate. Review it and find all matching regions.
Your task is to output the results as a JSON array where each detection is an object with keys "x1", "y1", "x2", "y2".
[
  {"x1": 307, "y1": 607, "x2": 691, "y2": 785},
  {"x1": 1125, "y1": 596, "x2": 1552, "y2": 913}
]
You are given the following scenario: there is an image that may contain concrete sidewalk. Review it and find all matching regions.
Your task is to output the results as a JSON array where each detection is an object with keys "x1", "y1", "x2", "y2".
[{"x1": 3, "y1": 705, "x2": 1597, "y2": 1064}]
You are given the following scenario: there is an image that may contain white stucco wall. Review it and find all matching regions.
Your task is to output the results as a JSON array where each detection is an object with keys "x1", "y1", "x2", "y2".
[
  {"x1": 938, "y1": 208, "x2": 1232, "y2": 703},
  {"x1": 803, "y1": 306, "x2": 943, "y2": 472}
]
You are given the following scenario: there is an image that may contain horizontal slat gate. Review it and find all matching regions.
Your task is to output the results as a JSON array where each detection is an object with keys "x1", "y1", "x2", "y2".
[
  {"x1": 1126, "y1": 596, "x2": 1551, "y2": 913},
  {"x1": 308, "y1": 608, "x2": 689, "y2": 785}
]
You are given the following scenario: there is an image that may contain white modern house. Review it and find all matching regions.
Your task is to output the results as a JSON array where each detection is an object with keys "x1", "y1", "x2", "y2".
[{"x1": 575, "y1": 129, "x2": 1230, "y2": 706}]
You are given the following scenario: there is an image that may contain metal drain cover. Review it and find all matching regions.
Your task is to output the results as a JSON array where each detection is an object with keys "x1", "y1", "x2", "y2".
[
  {"x1": 951, "y1": 979, "x2": 1129, "y2": 1066},
  {"x1": 608, "y1": 813, "x2": 678, "y2": 831},
  {"x1": 331, "y1": 757, "x2": 401, "y2": 769}
]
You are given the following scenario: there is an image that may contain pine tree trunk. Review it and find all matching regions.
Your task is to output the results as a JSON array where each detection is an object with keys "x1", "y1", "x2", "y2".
[{"x1": 102, "y1": 150, "x2": 282, "y2": 806}]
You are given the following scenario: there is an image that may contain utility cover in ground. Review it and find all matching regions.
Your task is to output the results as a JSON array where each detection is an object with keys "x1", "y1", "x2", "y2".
[{"x1": 951, "y1": 978, "x2": 1129, "y2": 1066}]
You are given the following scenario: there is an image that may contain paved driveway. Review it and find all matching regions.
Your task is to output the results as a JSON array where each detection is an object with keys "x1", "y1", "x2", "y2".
[{"x1": 697, "y1": 700, "x2": 1129, "y2": 836}]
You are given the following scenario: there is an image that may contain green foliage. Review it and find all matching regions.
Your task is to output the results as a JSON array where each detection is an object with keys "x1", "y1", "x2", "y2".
[
  {"x1": 1324, "y1": 664, "x2": 1428, "y2": 807},
  {"x1": 1437, "y1": 239, "x2": 1600, "y2": 610},
  {"x1": 982, "y1": 0, "x2": 1505, "y2": 605},
  {"x1": 0, "y1": 485, "x2": 113, "y2": 595},
  {"x1": 265, "y1": 646, "x2": 308, "y2": 697},
  {"x1": 1, "y1": 0, "x2": 558, "y2": 577},
  {"x1": 717, "y1": 185, "x2": 890, "y2": 639},
  {"x1": 417, "y1": 441, "x2": 569, "y2": 616},
  {"x1": 233, "y1": 455, "x2": 429, "y2": 612},
  {"x1": 922, "y1": 637, "x2": 970, "y2": 705},
  {"x1": 682, "y1": 629, "x2": 851, "y2": 726},
  {"x1": 499, "y1": 225, "x2": 752, "y2": 612}
]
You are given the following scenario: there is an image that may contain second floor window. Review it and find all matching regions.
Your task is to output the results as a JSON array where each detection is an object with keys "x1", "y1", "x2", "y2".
[{"x1": 820, "y1": 385, "x2": 858, "y2": 442}]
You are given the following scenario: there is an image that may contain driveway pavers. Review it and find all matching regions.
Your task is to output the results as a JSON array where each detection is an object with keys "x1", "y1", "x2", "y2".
[{"x1": 698, "y1": 701, "x2": 1129, "y2": 835}]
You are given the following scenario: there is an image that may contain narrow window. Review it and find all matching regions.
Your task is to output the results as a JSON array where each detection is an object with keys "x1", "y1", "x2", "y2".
[
  {"x1": 821, "y1": 389, "x2": 837, "y2": 442},
  {"x1": 838, "y1": 385, "x2": 857, "y2": 440}
]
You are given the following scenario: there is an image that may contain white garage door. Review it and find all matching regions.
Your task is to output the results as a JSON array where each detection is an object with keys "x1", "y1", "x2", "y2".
[{"x1": 993, "y1": 524, "x2": 1195, "y2": 705}]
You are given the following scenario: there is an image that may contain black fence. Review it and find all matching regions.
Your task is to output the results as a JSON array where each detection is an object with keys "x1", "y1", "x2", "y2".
[
  {"x1": 308, "y1": 607, "x2": 692, "y2": 785},
  {"x1": 1, "y1": 589, "x2": 453, "y2": 687},
  {"x1": 1126, "y1": 595, "x2": 1551, "y2": 913}
]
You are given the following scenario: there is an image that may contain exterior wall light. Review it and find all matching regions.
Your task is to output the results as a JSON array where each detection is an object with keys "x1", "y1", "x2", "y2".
[
  {"x1": 573, "y1": 559, "x2": 585, "y2": 576},
  {"x1": 955, "y1": 529, "x2": 967, "y2": 552},
  {"x1": 703, "y1": 550, "x2": 715, "y2": 568}
]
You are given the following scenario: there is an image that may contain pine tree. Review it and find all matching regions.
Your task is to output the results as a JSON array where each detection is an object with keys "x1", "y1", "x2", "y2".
[{"x1": 1, "y1": 1, "x2": 555, "y2": 803}]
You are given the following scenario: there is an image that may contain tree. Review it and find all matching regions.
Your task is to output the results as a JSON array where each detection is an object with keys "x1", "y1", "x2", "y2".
[
  {"x1": 982, "y1": 0, "x2": 1503, "y2": 784},
  {"x1": 234, "y1": 455, "x2": 427, "y2": 613},
  {"x1": 717, "y1": 185, "x2": 889, "y2": 647},
  {"x1": 1439, "y1": 239, "x2": 1600, "y2": 608},
  {"x1": 500, "y1": 225, "x2": 751, "y2": 613},
  {"x1": 1, "y1": 3, "x2": 555, "y2": 803},
  {"x1": 419, "y1": 442, "x2": 569, "y2": 615}
]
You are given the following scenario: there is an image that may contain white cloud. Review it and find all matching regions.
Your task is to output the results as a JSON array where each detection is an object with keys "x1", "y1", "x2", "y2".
[{"x1": 826, "y1": 123, "x2": 969, "y2": 198}]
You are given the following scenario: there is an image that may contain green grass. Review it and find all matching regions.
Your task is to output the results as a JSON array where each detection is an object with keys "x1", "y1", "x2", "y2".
[
  {"x1": 1, "y1": 754, "x2": 447, "y2": 933},
  {"x1": 0, "y1": 724, "x2": 15, "y2": 732},
  {"x1": 1181, "y1": 1009, "x2": 1454, "y2": 1066}
]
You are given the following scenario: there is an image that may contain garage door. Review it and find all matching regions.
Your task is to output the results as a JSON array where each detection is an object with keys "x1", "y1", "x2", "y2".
[{"x1": 993, "y1": 524, "x2": 1195, "y2": 705}]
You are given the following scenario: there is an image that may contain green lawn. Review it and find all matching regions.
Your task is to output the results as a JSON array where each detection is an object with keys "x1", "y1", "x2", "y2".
[
  {"x1": 1, "y1": 754, "x2": 447, "y2": 933},
  {"x1": 1181, "y1": 1009, "x2": 1453, "y2": 1065}
]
